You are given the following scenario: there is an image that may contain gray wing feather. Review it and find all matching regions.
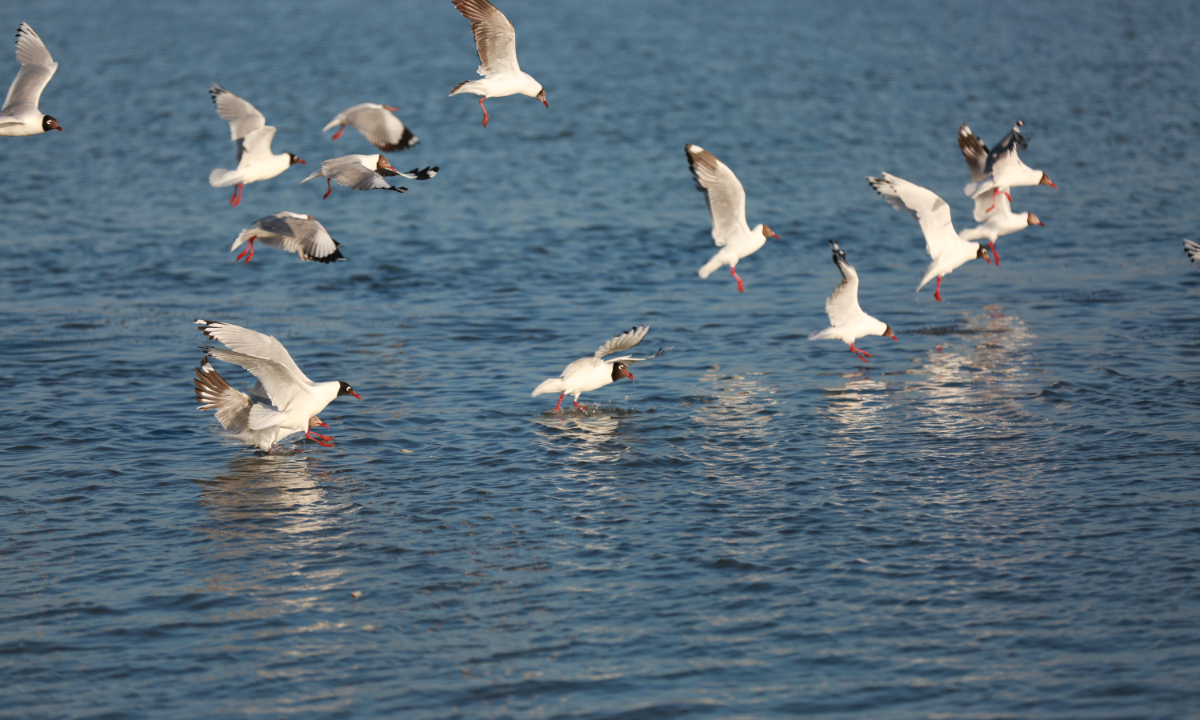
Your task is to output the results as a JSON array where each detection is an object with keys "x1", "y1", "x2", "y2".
[{"x1": 2, "y1": 23, "x2": 57, "y2": 114}]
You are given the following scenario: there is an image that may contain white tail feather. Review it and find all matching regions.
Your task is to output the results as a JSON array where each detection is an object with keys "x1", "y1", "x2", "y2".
[
  {"x1": 532, "y1": 378, "x2": 564, "y2": 397},
  {"x1": 698, "y1": 256, "x2": 723, "y2": 279}
]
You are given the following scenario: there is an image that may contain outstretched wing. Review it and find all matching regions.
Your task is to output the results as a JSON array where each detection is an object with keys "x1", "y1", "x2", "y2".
[
  {"x1": 237, "y1": 125, "x2": 277, "y2": 166},
  {"x1": 195, "y1": 319, "x2": 313, "y2": 386},
  {"x1": 824, "y1": 241, "x2": 863, "y2": 329},
  {"x1": 453, "y1": 0, "x2": 520, "y2": 77},
  {"x1": 957, "y1": 124, "x2": 988, "y2": 183},
  {"x1": 983, "y1": 120, "x2": 1028, "y2": 176},
  {"x1": 209, "y1": 84, "x2": 265, "y2": 141},
  {"x1": 686, "y1": 144, "x2": 748, "y2": 247},
  {"x1": 194, "y1": 356, "x2": 253, "y2": 434},
  {"x1": 867, "y1": 172, "x2": 960, "y2": 262},
  {"x1": 325, "y1": 158, "x2": 402, "y2": 192},
  {"x1": 2, "y1": 23, "x2": 57, "y2": 116},
  {"x1": 614, "y1": 346, "x2": 671, "y2": 366},
  {"x1": 394, "y1": 166, "x2": 438, "y2": 180},
  {"x1": 345, "y1": 104, "x2": 417, "y2": 151},
  {"x1": 594, "y1": 326, "x2": 649, "y2": 358},
  {"x1": 200, "y1": 347, "x2": 309, "y2": 413}
]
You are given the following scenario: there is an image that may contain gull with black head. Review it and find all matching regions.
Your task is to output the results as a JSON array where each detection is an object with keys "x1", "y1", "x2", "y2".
[
  {"x1": 208, "y1": 84, "x2": 305, "y2": 207},
  {"x1": 0, "y1": 23, "x2": 61, "y2": 136},
  {"x1": 532, "y1": 326, "x2": 671, "y2": 412},
  {"x1": 449, "y1": 0, "x2": 547, "y2": 128},
  {"x1": 808, "y1": 241, "x2": 897, "y2": 363}
]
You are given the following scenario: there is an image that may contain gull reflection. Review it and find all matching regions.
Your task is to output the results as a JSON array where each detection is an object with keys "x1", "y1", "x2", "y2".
[
  {"x1": 531, "y1": 411, "x2": 625, "y2": 463},
  {"x1": 819, "y1": 374, "x2": 890, "y2": 456},
  {"x1": 693, "y1": 368, "x2": 776, "y2": 470},
  {"x1": 192, "y1": 455, "x2": 347, "y2": 601}
]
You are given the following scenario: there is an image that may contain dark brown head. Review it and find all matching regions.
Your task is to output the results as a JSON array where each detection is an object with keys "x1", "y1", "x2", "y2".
[
  {"x1": 610, "y1": 362, "x2": 634, "y2": 383},
  {"x1": 43, "y1": 115, "x2": 61, "y2": 132},
  {"x1": 883, "y1": 325, "x2": 898, "y2": 341},
  {"x1": 1027, "y1": 212, "x2": 1044, "y2": 227},
  {"x1": 1039, "y1": 172, "x2": 1057, "y2": 189},
  {"x1": 761, "y1": 224, "x2": 780, "y2": 239},
  {"x1": 375, "y1": 154, "x2": 398, "y2": 175},
  {"x1": 288, "y1": 153, "x2": 306, "y2": 166},
  {"x1": 976, "y1": 246, "x2": 991, "y2": 262},
  {"x1": 337, "y1": 381, "x2": 362, "y2": 400},
  {"x1": 536, "y1": 87, "x2": 547, "y2": 108}
]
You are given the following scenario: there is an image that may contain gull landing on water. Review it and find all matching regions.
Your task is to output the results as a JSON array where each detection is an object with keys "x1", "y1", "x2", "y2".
[
  {"x1": 686, "y1": 144, "x2": 780, "y2": 293},
  {"x1": 532, "y1": 326, "x2": 671, "y2": 412},
  {"x1": 958, "y1": 121, "x2": 1056, "y2": 213},
  {"x1": 301, "y1": 154, "x2": 437, "y2": 198},
  {"x1": 867, "y1": 172, "x2": 990, "y2": 302},
  {"x1": 323, "y1": 103, "x2": 418, "y2": 151},
  {"x1": 230, "y1": 212, "x2": 345, "y2": 264},
  {"x1": 808, "y1": 241, "x2": 897, "y2": 363},
  {"x1": 195, "y1": 358, "x2": 335, "y2": 450},
  {"x1": 207, "y1": 85, "x2": 305, "y2": 207},
  {"x1": 193, "y1": 320, "x2": 362, "y2": 453},
  {"x1": 449, "y1": 0, "x2": 547, "y2": 128},
  {"x1": 0, "y1": 23, "x2": 61, "y2": 137}
]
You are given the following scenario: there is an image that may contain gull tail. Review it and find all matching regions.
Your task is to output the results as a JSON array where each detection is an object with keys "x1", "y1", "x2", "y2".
[
  {"x1": 698, "y1": 256, "x2": 723, "y2": 279},
  {"x1": 209, "y1": 168, "x2": 241, "y2": 188},
  {"x1": 532, "y1": 378, "x2": 564, "y2": 397},
  {"x1": 808, "y1": 327, "x2": 837, "y2": 341}
]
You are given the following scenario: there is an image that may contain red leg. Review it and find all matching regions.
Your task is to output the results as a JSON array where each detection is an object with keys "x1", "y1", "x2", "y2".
[
  {"x1": 990, "y1": 241, "x2": 1000, "y2": 266},
  {"x1": 308, "y1": 431, "x2": 334, "y2": 442},
  {"x1": 229, "y1": 183, "x2": 243, "y2": 207},
  {"x1": 479, "y1": 96, "x2": 489, "y2": 128},
  {"x1": 1003, "y1": 190, "x2": 1013, "y2": 203},
  {"x1": 553, "y1": 393, "x2": 565, "y2": 412},
  {"x1": 236, "y1": 235, "x2": 257, "y2": 263},
  {"x1": 323, "y1": 178, "x2": 332, "y2": 199},
  {"x1": 331, "y1": 124, "x2": 345, "y2": 140},
  {"x1": 730, "y1": 266, "x2": 745, "y2": 293},
  {"x1": 305, "y1": 430, "x2": 334, "y2": 447},
  {"x1": 572, "y1": 399, "x2": 586, "y2": 411},
  {"x1": 849, "y1": 343, "x2": 871, "y2": 362},
  {"x1": 986, "y1": 187, "x2": 999, "y2": 213},
  {"x1": 934, "y1": 276, "x2": 943, "y2": 302}
]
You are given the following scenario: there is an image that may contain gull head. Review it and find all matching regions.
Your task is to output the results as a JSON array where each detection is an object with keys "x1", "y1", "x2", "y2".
[
  {"x1": 1039, "y1": 172, "x2": 1057, "y2": 189},
  {"x1": 1027, "y1": 212, "x2": 1044, "y2": 227},
  {"x1": 761, "y1": 224, "x2": 780, "y2": 240},
  {"x1": 288, "y1": 154, "x2": 306, "y2": 166},
  {"x1": 42, "y1": 115, "x2": 62, "y2": 132},
  {"x1": 976, "y1": 246, "x2": 991, "y2": 262},
  {"x1": 337, "y1": 381, "x2": 362, "y2": 400},
  {"x1": 883, "y1": 325, "x2": 898, "y2": 341},
  {"x1": 611, "y1": 362, "x2": 634, "y2": 383},
  {"x1": 536, "y1": 87, "x2": 548, "y2": 108}
]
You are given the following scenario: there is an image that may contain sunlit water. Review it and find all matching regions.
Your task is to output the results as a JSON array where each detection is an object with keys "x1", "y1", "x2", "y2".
[{"x1": 2, "y1": 0, "x2": 1199, "y2": 717}]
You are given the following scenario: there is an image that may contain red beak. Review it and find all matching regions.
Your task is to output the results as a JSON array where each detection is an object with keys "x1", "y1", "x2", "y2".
[
  {"x1": 296, "y1": 158, "x2": 307, "y2": 165},
  {"x1": 57, "y1": 126, "x2": 63, "y2": 131},
  {"x1": 542, "y1": 99, "x2": 549, "y2": 108},
  {"x1": 351, "y1": 391, "x2": 363, "y2": 400},
  {"x1": 317, "y1": 419, "x2": 330, "y2": 428},
  {"x1": 770, "y1": 231, "x2": 781, "y2": 239},
  {"x1": 384, "y1": 105, "x2": 399, "y2": 112},
  {"x1": 624, "y1": 370, "x2": 635, "y2": 382},
  {"x1": 893, "y1": 335, "x2": 899, "y2": 341}
]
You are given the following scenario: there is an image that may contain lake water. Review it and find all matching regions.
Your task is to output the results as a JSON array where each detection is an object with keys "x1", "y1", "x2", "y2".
[{"x1": 2, "y1": 0, "x2": 1199, "y2": 717}]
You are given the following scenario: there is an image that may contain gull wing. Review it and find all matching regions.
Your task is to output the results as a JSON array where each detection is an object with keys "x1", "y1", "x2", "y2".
[
  {"x1": 824, "y1": 241, "x2": 863, "y2": 329},
  {"x1": 201, "y1": 347, "x2": 310, "y2": 413},
  {"x1": 1184, "y1": 239, "x2": 1200, "y2": 267},
  {"x1": 612, "y1": 346, "x2": 671, "y2": 366},
  {"x1": 209, "y1": 84, "x2": 266, "y2": 141},
  {"x1": 2, "y1": 23, "x2": 57, "y2": 115},
  {"x1": 594, "y1": 326, "x2": 649, "y2": 359},
  {"x1": 983, "y1": 120, "x2": 1029, "y2": 176},
  {"x1": 957, "y1": 124, "x2": 988, "y2": 183},
  {"x1": 686, "y1": 144, "x2": 748, "y2": 247},
  {"x1": 238, "y1": 125, "x2": 277, "y2": 167},
  {"x1": 343, "y1": 104, "x2": 417, "y2": 152},
  {"x1": 453, "y1": 0, "x2": 520, "y2": 77},
  {"x1": 194, "y1": 357, "x2": 253, "y2": 434},
  {"x1": 867, "y1": 172, "x2": 960, "y2": 262},
  {"x1": 195, "y1": 319, "x2": 313, "y2": 386}
]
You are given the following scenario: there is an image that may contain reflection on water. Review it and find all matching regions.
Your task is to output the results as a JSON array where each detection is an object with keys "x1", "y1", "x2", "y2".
[
  {"x1": 191, "y1": 455, "x2": 347, "y2": 601},
  {"x1": 531, "y1": 411, "x2": 625, "y2": 464},
  {"x1": 693, "y1": 369, "x2": 777, "y2": 472}
]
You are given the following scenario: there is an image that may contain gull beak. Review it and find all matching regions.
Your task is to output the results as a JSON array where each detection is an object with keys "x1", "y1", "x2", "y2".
[
  {"x1": 624, "y1": 369, "x2": 635, "y2": 382},
  {"x1": 317, "y1": 419, "x2": 330, "y2": 428},
  {"x1": 770, "y1": 231, "x2": 781, "y2": 239},
  {"x1": 352, "y1": 391, "x2": 363, "y2": 400},
  {"x1": 542, "y1": 99, "x2": 549, "y2": 108},
  {"x1": 1040, "y1": 173, "x2": 1057, "y2": 189}
]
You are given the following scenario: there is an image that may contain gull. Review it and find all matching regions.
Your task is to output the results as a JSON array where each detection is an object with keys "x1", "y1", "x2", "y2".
[
  {"x1": 687, "y1": 144, "x2": 780, "y2": 293},
  {"x1": 867, "y1": 172, "x2": 990, "y2": 302},
  {"x1": 532, "y1": 326, "x2": 670, "y2": 412},
  {"x1": 0, "y1": 23, "x2": 61, "y2": 136},
  {"x1": 194, "y1": 319, "x2": 361, "y2": 452},
  {"x1": 195, "y1": 357, "x2": 335, "y2": 450},
  {"x1": 957, "y1": 189, "x2": 1044, "y2": 266},
  {"x1": 1184, "y1": 239, "x2": 1200, "y2": 268},
  {"x1": 323, "y1": 103, "x2": 418, "y2": 151},
  {"x1": 208, "y1": 84, "x2": 305, "y2": 207},
  {"x1": 959, "y1": 121, "x2": 1056, "y2": 211},
  {"x1": 301, "y1": 154, "x2": 437, "y2": 198},
  {"x1": 808, "y1": 241, "x2": 897, "y2": 362},
  {"x1": 449, "y1": 0, "x2": 547, "y2": 128},
  {"x1": 229, "y1": 212, "x2": 345, "y2": 264}
]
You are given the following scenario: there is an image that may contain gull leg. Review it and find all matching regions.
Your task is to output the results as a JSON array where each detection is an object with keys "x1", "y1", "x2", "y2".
[
  {"x1": 553, "y1": 393, "x2": 565, "y2": 412},
  {"x1": 308, "y1": 431, "x2": 334, "y2": 442},
  {"x1": 324, "y1": 178, "x2": 332, "y2": 200},
  {"x1": 986, "y1": 187, "x2": 1000, "y2": 213},
  {"x1": 730, "y1": 266, "x2": 745, "y2": 293},
  {"x1": 236, "y1": 235, "x2": 257, "y2": 263},
  {"x1": 849, "y1": 343, "x2": 872, "y2": 362},
  {"x1": 1003, "y1": 190, "x2": 1013, "y2": 203},
  {"x1": 305, "y1": 430, "x2": 335, "y2": 447},
  {"x1": 990, "y1": 241, "x2": 1000, "y2": 266},
  {"x1": 934, "y1": 276, "x2": 943, "y2": 302},
  {"x1": 573, "y1": 399, "x2": 586, "y2": 412},
  {"x1": 479, "y1": 96, "x2": 489, "y2": 128},
  {"x1": 331, "y1": 124, "x2": 345, "y2": 140},
  {"x1": 229, "y1": 183, "x2": 244, "y2": 207}
]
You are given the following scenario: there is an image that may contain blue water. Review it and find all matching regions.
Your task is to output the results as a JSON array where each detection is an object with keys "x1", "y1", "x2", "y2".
[{"x1": 2, "y1": 0, "x2": 1199, "y2": 717}]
